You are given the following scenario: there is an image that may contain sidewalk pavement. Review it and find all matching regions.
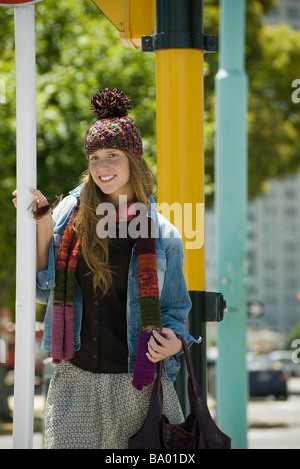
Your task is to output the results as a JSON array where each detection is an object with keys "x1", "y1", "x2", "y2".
[{"x1": 1, "y1": 379, "x2": 300, "y2": 449}]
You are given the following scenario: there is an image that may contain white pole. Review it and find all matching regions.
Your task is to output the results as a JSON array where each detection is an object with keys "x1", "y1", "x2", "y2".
[{"x1": 12, "y1": 5, "x2": 37, "y2": 449}]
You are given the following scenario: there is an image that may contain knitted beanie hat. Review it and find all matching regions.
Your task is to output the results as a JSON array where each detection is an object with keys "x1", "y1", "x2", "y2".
[{"x1": 84, "y1": 88, "x2": 143, "y2": 157}]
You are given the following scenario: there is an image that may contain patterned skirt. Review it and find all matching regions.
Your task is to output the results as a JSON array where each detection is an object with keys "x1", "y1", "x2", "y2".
[{"x1": 44, "y1": 361, "x2": 184, "y2": 449}]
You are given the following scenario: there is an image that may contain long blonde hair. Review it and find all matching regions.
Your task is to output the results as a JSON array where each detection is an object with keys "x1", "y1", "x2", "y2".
[{"x1": 74, "y1": 151, "x2": 154, "y2": 295}]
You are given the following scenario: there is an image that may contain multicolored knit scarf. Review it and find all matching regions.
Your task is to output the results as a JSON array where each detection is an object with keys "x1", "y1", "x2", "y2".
[
  {"x1": 50, "y1": 201, "x2": 162, "y2": 390},
  {"x1": 132, "y1": 214, "x2": 162, "y2": 390},
  {"x1": 51, "y1": 206, "x2": 80, "y2": 364}
]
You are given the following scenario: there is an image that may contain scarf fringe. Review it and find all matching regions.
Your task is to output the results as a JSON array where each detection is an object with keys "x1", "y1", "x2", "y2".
[{"x1": 132, "y1": 331, "x2": 157, "y2": 390}]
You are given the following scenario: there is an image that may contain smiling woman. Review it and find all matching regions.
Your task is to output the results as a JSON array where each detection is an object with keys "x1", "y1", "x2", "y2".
[{"x1": 23, "y1": 87, "x2": 197, "y2": 449}]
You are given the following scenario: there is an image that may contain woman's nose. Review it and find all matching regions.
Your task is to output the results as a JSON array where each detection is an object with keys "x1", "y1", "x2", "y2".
[{"x1": 97, "y1": 157, "x2": 110, "y2": 168}]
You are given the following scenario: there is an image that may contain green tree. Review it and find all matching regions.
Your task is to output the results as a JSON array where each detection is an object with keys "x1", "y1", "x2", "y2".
[
  {"x1": 33, "y1": 1, "x2": 156, "y2": 195},
  {"x1": 290, "y1": 323, "x2": 300, "y2": 342},
  {"x1": 203, "y1": 0, "x2": 300, "y2": 201},
  {"x1": 1, "y1": 0, "x2": 300, "y2": 312},
  {"x1": 0, "y1": 1, "x2": 156, "y2": 312}
]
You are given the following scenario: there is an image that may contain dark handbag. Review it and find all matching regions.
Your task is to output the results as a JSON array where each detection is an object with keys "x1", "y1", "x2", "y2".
[{"x1": 128, "y1": 335, "x2": 231, "y2": 449}]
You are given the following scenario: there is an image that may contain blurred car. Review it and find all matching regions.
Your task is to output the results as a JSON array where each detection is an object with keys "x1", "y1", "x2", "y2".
[
  {"x1": 268, "y1": 350, "x2": 300, "y2": 378},
  {"x1": 248, "y1": 355, "x2": 288, "y2": 400}
]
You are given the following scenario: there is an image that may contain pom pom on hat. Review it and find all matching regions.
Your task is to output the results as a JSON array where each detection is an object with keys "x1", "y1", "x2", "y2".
[
  {"x1": 85, "y1": 87, "x2": 143, "y2": 157},
  {"x1": 91, "y1": 88, "x2": 132, "y2": 119}
]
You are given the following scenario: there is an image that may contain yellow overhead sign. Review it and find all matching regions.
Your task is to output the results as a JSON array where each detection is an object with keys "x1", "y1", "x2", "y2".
[{"x1": 92, "y1": 0, "x2": 155, "y2": 49}]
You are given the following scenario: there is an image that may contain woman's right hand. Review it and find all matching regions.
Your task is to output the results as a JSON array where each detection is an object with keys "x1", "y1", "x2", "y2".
[
  {"x1": 12, "y1": 190, "x2": 17, "y2": 208},
  {"x1": 13, "y1": 189, "x2": 54, "y2": 271},
  {"x1": 12, "y1": 188, "x2": 50, "y2": 214}
]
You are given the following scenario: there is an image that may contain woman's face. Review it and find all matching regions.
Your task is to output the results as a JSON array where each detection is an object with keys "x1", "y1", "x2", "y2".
[{"x1": 88, "y1": 148, "x2": 134, "y2": 205}]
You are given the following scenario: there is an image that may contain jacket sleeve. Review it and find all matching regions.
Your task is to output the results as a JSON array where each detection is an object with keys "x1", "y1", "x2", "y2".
[
  {"x1": 159, "y1": 236, "x2": 199, "y2": 348},
  {"x1": 36, "y1": 240, "x2": 56, "y2": 305}
]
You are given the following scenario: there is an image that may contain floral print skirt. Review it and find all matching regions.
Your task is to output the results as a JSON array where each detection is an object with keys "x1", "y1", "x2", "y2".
[{"x1": 44, "y1": 361, "x2": 184, "y2": 449}]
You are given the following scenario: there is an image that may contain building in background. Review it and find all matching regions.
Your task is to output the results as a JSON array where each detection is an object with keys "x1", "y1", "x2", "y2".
[
  {"x1": 206, "y1": 172, "x2": 300, "y2": 334},
  {"x1": 263, "y1": 0, "x2": 300, "y2": 31},
  {"x1": 247, "y1": 174, "x2": 300, "y2": 333},
  {"x1": 205, "y1": 1, "x2": 300, "y2": 334}
]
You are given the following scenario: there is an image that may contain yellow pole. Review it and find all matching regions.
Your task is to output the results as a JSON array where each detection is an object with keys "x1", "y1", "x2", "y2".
[
  {"x1": 147, "y1": 1, "x2": 218, "y2": 400},
  {"x1": 155, "y1": 47, "x2": 208, "y2": 397},
  {"x1": 156, "y1": 48, "x2": 205, "y2": 293}
]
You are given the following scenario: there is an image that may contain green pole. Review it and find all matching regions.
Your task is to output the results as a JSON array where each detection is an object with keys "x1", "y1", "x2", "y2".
[{"x1": 215, "y1": 0, "x2": 248, "y2": 449}]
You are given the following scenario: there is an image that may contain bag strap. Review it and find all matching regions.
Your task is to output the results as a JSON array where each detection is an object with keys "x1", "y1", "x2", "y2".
[
  {"x1": 157, "y1": 334, "x2": 196, "y2": 384},
  {"x1": 156, "y1": 336, "x2": 212, "y2": 419},
  {"x1": 157, "y1": 335, "x2": 207, "y2": 416},
  {"x1": 176, "y1": 335, "x2": 197, "y2": 384}
]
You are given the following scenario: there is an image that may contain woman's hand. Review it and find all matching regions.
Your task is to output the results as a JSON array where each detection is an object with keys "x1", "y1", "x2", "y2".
[
  {"x1": 12, "y1": 190, "x2": 17, "y2": 208},
  {"x1": 146, "y1": 328, "x2": 182, "y2": 363},
  {"x1": 28, "y1": 188, "x2": 50, "y2": 214},
  {"x1": 12, "y1": 188, "x2": 49, "y2": 212},
  {"x1": 12, "y1": 188, "x2": 54, "y2": 271}
]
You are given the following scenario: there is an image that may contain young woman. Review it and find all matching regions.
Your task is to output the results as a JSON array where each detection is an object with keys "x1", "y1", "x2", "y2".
[{"x1": 16, "y1": 88, "x2": 197, "y2": 449}]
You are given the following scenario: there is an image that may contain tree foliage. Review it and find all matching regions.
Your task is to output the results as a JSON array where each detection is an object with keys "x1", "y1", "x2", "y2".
[
  {"x1": 203, "y1": 0, "x2": 300, "y2": 200},
  {"x1": 1, "y1": 0, "x2": 300, "y2": 312},
  {"x1": 0, "y1": 0, "x2": 157, "y2": 312}
]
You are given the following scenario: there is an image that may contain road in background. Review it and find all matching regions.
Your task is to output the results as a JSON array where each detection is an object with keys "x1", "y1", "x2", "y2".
[
  {"x1": 1, "y1": 378, "x2": 299, "y2": 449},
  {"x1": 248, "y1": 378, "x2": 300, "y2": 449}
]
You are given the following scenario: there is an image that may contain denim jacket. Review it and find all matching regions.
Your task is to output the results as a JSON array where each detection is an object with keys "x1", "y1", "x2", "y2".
[{"x1": 36, "y1": 186, "x2": 198, "y2": 383}]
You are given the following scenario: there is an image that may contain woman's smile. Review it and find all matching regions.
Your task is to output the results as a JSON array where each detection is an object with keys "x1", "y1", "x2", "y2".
[{"x1": 99, "y1": 174, "x2": 116, "y2": 182}]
